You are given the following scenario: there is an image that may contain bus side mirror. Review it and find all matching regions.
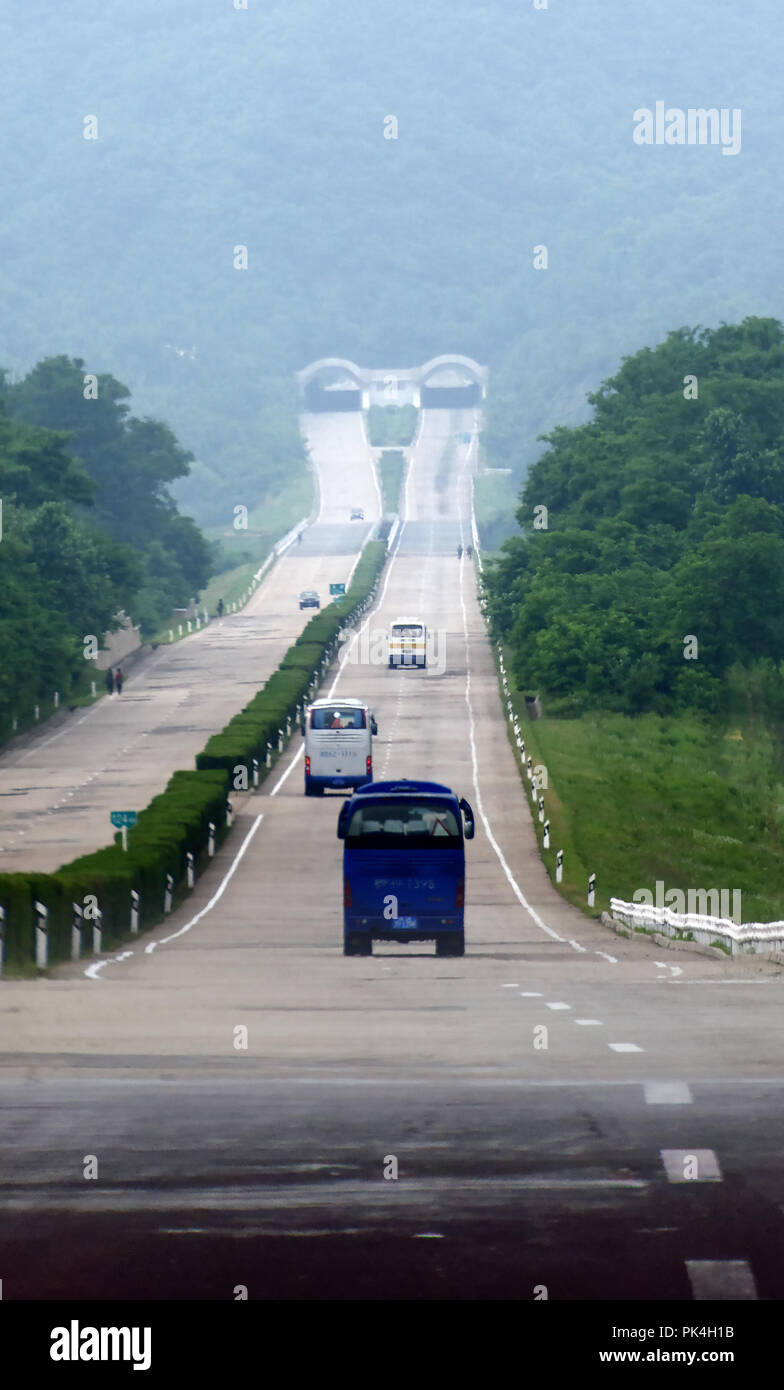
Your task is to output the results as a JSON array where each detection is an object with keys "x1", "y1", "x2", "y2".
[
  {"x1": 337, "y1": 805, "x2": 349, "y2": 839},
  {"x1": 459, "y1": 798, "x2": 475, "y2": 839}
]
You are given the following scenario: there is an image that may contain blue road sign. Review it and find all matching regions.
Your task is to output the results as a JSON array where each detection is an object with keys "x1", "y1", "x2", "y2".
[
  {"x1": 110, "y1": 811, "x2": 137, "y2": 828},
  {"x1": 329, "y1": 583, "x2": 346, "y2": 596}
]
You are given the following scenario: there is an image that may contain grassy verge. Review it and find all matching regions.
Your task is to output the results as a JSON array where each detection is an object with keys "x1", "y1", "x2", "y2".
[
  {"x1": 503, "y1": 654, "x2": 784, "y2": 924},
  {"x1": 149, "y1": 474, "x2": 314, "y2": 644},
  {"x1": 377, "y1": 449, "x2": 407, "y2": 513},
  {"x1": 366, "y1": 404, "x2": 418, "y2": 447}
]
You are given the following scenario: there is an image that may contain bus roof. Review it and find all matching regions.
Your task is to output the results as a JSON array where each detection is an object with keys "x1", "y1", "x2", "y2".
[
  {"x1": 308, "y1": 696, "x2": 368, "y2": 708},
  {"x1": 352, "y1": 779, "x2": 456, "y2": 798},
  {"x1": 390, "y1": 617, "x2": 425, "y2": 625}
]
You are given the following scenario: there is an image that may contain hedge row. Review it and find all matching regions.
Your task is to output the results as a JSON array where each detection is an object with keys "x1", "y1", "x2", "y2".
[
  {"x1": 0, "y1": 768, "x2": 229, "y2": 970},
  {"x1": 197, "y1": 542, "x2": 386, "y2": 778},
  {"x1": 0, "y1": 540, "x2": 387, "y2": 972}
]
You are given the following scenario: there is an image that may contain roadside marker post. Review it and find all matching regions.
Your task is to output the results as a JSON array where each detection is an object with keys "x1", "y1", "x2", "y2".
[
  {"x1": 71, "y1": 902, "x2": 83, "y2": 959},
  {"x1": 34, "y1": 901, "x2": 48, "y2": 969}
]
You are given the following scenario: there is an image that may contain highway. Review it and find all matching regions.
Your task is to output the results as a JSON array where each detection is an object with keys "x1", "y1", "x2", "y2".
[
  {"x1": 0, "y1": 408, "x2": 783, "y2": 1301},
  {"x1": 0, "y1": 411, "x2": 377, "y2": 873}
]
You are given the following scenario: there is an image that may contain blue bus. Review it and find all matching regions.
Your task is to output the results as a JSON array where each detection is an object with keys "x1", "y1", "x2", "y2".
[{"x1": 336, "y1": 779, "x2": 475, "y2": 957}]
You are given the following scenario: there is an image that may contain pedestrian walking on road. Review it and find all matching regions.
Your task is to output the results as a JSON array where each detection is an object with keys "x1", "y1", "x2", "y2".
[
  {"x1": 114, "y1": 667, "x2": 124, "y2": 695},
  {"x1": 105, "y1": 667, "x2": 114, "y2": 695}
]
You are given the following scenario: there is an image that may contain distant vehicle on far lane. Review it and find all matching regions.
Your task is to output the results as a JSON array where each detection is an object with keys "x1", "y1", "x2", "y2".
[
  {"x1": 350, "y1": 507, "x2": 364, "y2": 520},
  {"x1": 299, "y1": 590, "x2": 320, "y2": 610}
]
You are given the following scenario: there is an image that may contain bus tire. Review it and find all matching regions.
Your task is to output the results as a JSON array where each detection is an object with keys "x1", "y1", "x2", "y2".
[
  {"x1": 436, "y1": 935, "x2": 464, "y2": 957},
  {"x1": 344, "y1": 933, "x2": 371, "y2": 957}
]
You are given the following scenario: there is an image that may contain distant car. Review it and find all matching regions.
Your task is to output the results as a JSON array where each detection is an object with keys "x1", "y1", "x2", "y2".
[
  {"x1": 299, "y1": 590, "x2": 320, "y2": 610},
  {"x1": 350, "y1": 507, "x2": 364, "y2": 520}
]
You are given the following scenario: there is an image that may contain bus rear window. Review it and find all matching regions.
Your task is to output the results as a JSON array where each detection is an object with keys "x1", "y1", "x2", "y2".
[
  {"x1": 311, "y1": 706, "x2": 367, "y2": 730},
  {"x1": 346, "y1": 800, "x2": 460, "y2": 845},
  {"x1": 391, "y1": 625, "x2": 423, "y2": 637}
]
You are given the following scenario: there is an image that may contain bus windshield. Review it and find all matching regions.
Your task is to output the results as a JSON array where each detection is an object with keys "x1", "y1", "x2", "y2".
[
  {"x1": 391, "y1": 624, "x2": 423, "y2": 637},
  {"x1": 345, "y1": 799, "x2": 460, "y2": 847},
  {"x1": 311, "y1": 705, "x2": 367, "y2": 730}
]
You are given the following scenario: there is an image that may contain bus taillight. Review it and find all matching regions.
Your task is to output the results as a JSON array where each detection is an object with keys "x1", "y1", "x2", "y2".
[
  {"x1": 344, "y1": 878, "x2": 352, "y2": 907},
  {"x1": 366, "y1": 755, "x2": 372, "y2": 775},
  {"x1": 455, "y1": 878, "x2": 464, "y2": 909},
  {"x1": 305, "y1": 755, "x2": 311, "y2": 775}
]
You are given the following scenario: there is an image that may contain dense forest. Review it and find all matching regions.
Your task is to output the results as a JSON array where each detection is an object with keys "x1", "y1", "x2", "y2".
[
  {"x1": 0, "y1": 0, "x2": 780, "y2": 527},
  {"x1": 484, "y1": 317, "x2": 784, "y2": 716},
  {"x1": 0, "y1": 356, "x2": 211, "y2": 742}
]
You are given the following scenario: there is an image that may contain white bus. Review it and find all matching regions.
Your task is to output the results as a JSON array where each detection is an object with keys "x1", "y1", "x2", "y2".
[
  {"x1": 388, "y1": 617, "x2": 427, "y2": 669},
  {"x1": 303, "y1": 697, "x2": 378, "y2": 796}
]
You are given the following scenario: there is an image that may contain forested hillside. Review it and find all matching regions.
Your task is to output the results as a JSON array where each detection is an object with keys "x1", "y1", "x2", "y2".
[
  {"x1": 484, "y1": 317, "x2": 784, "y2": 717},
  {"x1": 0, "y1": 0, "x2": 780, "y2": 525},
  {"x1": 0, "y1": 358, "x2": 211, "y2": 743}
]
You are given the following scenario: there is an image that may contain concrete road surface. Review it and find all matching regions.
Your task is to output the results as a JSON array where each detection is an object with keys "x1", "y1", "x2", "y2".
[{"x1": 1, "y1": 408, "x2": 782, "y2": 1302}]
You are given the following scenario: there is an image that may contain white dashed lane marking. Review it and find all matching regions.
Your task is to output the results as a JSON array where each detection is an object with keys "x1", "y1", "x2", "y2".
[
  {"x1": 608, "y1": 1042, "x2": 643, "y2": 1053},
  {"x1": 574, "y1": 1019, "x2": 603, "y2": 1027},
  {"x1": 545, "y1": 1002, "x2": 571, "y2": 1011},
  {"x1": 644, "y1": 1082, "x2": 693, "y2": 1104},
  {"x1": 661, "y1": 1149, "x2": 721, "y2": 1182},
  {"x1": 686, "y1": 1260, "x2": 757, "y2": 1300}
]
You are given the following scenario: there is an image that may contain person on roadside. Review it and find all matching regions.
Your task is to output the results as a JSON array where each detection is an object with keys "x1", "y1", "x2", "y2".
[
  {"x1": 105, "y1": 667, "x2": 114, "y2": 695},
  {"x1": 457, "y1": 543, "x2": 463, "y2": 559},
  {"x1": 217, "y1": 598, "x2": 224, "y2": 617},
  {"x1": 297, "y1": 531, "x2": 303, "y2": 545},
  {"x1": 114, "y1": 667, "x2": 124, "y2": 695},
  {"x1": 466, "y1": 544, "x2": 473, "y2": 558}
]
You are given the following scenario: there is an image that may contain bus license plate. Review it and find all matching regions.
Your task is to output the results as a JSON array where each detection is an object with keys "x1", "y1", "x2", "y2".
[{"x1": 396, "y1": 916, "x2": 418, "y2": 929}]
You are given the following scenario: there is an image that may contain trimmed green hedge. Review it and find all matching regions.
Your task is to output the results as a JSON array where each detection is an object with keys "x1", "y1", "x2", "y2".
[{"x1": 0, "y1": 540, "x2": 386, "y2": 972}]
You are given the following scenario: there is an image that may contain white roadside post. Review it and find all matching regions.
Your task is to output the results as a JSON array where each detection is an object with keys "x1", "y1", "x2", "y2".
[
  {"x1": 130, "y1": 889, "x2": 140, "y2": 935},
  {"x1": 34, "y1": 705, "x2": 39, "y2": 722},
  {"x1": 278, "y1": 728, "x2": 284, "y2": 752},
  {"x1": 164, "y1": 874, "x2": 174, "y2": 914},
  {"x1": 93, "y1": 907, "x2": 103, "y2": 956},
  {"x1": 519, "y1": 740, "x2": 525, "y2": 759},
  {"x1": 526, "y1": 756, "x2": 532, "y2": 781},
  {"x1": 34, "y1": 901, "x2": 48, "y2": 970},
  {"x1": 186, "y1": 852, "x2": 195, "y2": 888},
  {"x1": 54, "y1": 691, "x2": 59, "y2": 709},
  {"x1": 286, "y1": 715, "x2": 292, "y2": 737},
  {"x1": 226, "y1": 800, "x2": 234, "y2": 828},
  {"x1": 265, "y1": 742, "x2": 272, "y2": 768},
  {"x1": 543, "y1": 819, "x2": 550, "y2": 850},
  {"x1": 531, "y1": 781, "x2": 537, "y2": 804},
  {"x1": 588, "y1": 873, "x2": 596, "y2": 908},
  {"x1": 71, "y1": 902, "x2": 83, "y2": 960},
  {"x1": 121, "y1": 825, "x2": 128, "y2": 852},
  {"x1": 556, "y1": 850, "x2": 564, "y2": 884},
  {"x1": 208, "y1": 822, "x2": 216, "y2": 858},
  {"x1": 538, "y1": 796, "x2": 545, "y2": 824},
  {"x1": 252, "y1": 758, "x2": 259, "y2": 789},
  {"x1": 91, "y1": 680, "x2": 96, "y2": 697}
]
